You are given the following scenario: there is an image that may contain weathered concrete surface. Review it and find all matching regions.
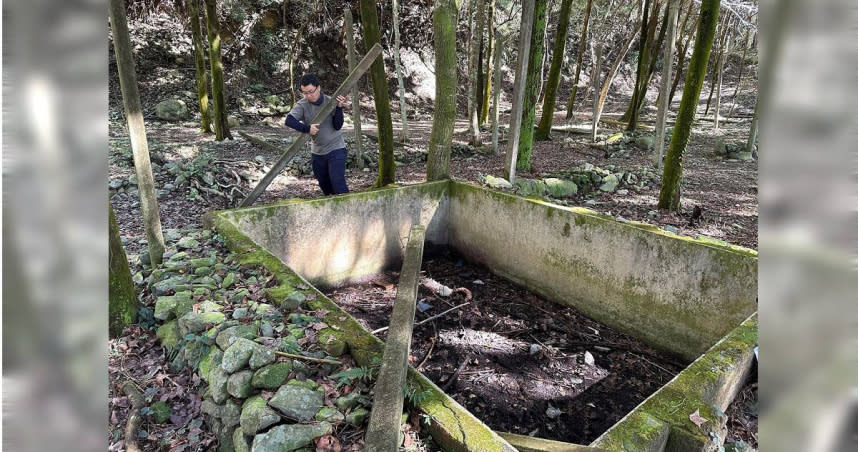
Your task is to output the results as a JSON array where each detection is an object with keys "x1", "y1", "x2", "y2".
[
  {"x1": 499, "y1": 432, "x2": 612, "y2": 451},
  {"x1": 592, "y1": 315, "x2": 757, "y2": 451},
  {"x1": 365, "y1": 226, "x2": 425, "y2": 451},
  {"x1": 218, "y1": 181, "x2": 449, "y2": 287},
  {"x1": 448, "y1": 181, "x2": 757, "y2": 361}
]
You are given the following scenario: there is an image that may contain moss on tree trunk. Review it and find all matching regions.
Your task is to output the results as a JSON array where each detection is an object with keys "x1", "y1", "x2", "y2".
[
  {"x1": 204, "y1": 0, "x2": 231, "y2": 141},
  {"x1": 658, "y1": 0, "x2": 720, "y2": 210},
  {"x1": 534, "y1": 0, "x2": 574, "y2": 140},
  {"x1": 426, "y1": 0, "x2": 459, "y2": 181},
  {"x1": 187, "y1": 0, "x2": 212, "y2": 133},
  {"x1": 479, "y1": 0, "x2": 496, "y2": 125},
  {"x1": 515, "y1": 0, "x2": 547, "y2": 172},
  {"x1": 360, "y1": 0, "x2": 396, "y2": 186},
  {"x1": 109, "y1": 203, "x2": 137, "y2": 338}
]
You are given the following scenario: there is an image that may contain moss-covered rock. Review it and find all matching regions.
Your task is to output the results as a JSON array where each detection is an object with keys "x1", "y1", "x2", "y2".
[
  {"x1": 345, "y1": 406, "x2": 368, "y2": 426},
  {"x1": 156, "y1": 320, "x2": 181, "y2": 350},
  {"x1": 513, "y1": 178, "x2": 547, "y2": 197},
  {"x1": 221, "y1": 338, "x2": 274, "y2": 372},
  {"x1": 227, "y1": 370, "x2": 254, "y2": 398},
  {"x1": 216, "y1": 324, "x2": 259, "y2": 350},
  {"x1": 178, "y1": 311, "x2": 226, "y2": 335},
  {"x1": 251, "y1": 362, "x2": 293, "y2": 389},
  {"x1": 232, "y1": 427, "x2": 252, "y2": 452},
  {"x1": 315, "y1": 406, "x2": 345, "y2": 423},
  {"x1": 199, "y1": 348, "x2": 224, "y2": 382},
  {"x1": 317, "y1": 328, "x2": 348, "y2": 357},
  {"x1": 544, "y1": 178, "x2": 578, "y2": 197},
  {"x1": 268, "y1": 382, "x2": 323, "y2": 421},
  {"x1": 239, "y1": 395, "x2": 281, "y2": 435},
  {"x1": 250, "y1": 422, "x2": 332, "y2": 452}
]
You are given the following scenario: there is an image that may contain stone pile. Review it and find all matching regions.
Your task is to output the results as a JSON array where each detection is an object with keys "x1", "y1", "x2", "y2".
[{"x1": 146, "y1": 229, "x2": 372, "y2": 451}]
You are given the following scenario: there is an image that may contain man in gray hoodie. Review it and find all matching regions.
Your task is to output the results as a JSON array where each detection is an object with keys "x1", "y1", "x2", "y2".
[{"x1": 285, "y1": 73, "x2": 350, "y2": 195}]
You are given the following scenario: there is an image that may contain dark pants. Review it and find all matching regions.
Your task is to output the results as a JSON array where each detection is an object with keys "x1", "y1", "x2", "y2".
[{"x1": 311, "y1": 148, "x2": 349, "y2": 195}]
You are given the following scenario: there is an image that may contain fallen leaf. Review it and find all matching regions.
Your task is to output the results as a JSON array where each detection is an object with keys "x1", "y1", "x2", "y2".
[
  {"x1": 315, "y1": 434, "x2": 342, "y2": 452},
  {"x1": 689, "y1": 409, "x2": 708, "y2": 427}
]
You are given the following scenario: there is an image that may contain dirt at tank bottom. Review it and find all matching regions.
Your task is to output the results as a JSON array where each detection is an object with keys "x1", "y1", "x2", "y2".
[{"x1": 323, "y1": 248, "x2": 687, "y2": 444}]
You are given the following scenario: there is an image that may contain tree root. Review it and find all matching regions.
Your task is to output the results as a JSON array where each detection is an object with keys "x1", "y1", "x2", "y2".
[{"x1": 121, "y1": 381, "x2": 145, "y2": 452}]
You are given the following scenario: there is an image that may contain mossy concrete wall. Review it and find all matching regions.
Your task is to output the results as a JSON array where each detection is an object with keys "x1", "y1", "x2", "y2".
[
  {"x1": 217, "y1": 182, "x2": 450, "y2": 287},
  {"x1": 448, "y1": 182, "x2": 757, "y2": 361},
  {"x1": 591, "y1": 315, "x2": 757, "y2": 451}
]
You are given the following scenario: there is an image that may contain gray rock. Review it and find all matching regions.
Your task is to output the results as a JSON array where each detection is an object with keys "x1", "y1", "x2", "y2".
[
  {"x1": 315, "y1": 406, "x2": 345, "y2": 423},
  {"x1": 598, "y1": 174, "x2": 620, "y2": 192},
  {"x1": 616, "y1": 189, "x2": 629, "y2": 195},
  {"x1": 484, "y1": 175, "x2": 512, "y2": 189},
  {"x1": 250, "y1": 423, "x2": 331, "y2": 452},
  {"x1": 282, "y1": 291, "x2": 306, "y2": 310},
  {"x1": 108, "y1": 178, "x2": 124, "y2": 190},
  {"x1": 544, "y1": 178, "x2": 578, "y2": 198},
  {"x1": 178, "y1": 311, "x2": 226, "y2": 335},
  {"x1": 268, "y1": 382, "x2": 324, "y2": 421},
  {"x1": 201, "y1": 398, "x2": 241, "y2": 428},
  {"x1": 335, "y1": 392, "x2": 363, "y2": 412},
  {"x1": 176, "y1": 236, "x2": 200, "y2": 250},
  {"x1": 155, "y1": 99, "x2": 189, "y2": 121},
  {"x1": 227, "y1": 370, "x2": 255, "y2": 398},
  {"x1": 635, "y1": 136, "x2": 654, "y2": 150},
  {"x1": 736, "y1": 151, "x2": 754, "y2": 161},
  {"x1": 513, "y1": 178, "x2": 547, "y2": 197},
  {"x1": 664, "y1": 225, "x2": 678, "y2": 234},
  {"x1": 647, "y1": 210, "x2": 658, "y2": 218},
  {"x1": 232, "y1": 307, "x2": 251, "y2": 320},
  {"x1": 239, "y1": 395, "x2": 280, "y2": 435},
  {"x1": 227, "y1": 115, "x2": 240, "y2": 128},
  {"x1": 222, "y1": 272, "x2": 237, "y2": 289},
  {"x1": 233, "y1": 427, "x2": 252, "y2": 452},
  {"x1": 260, "y1": 322, "x2": 275, "y2": 338},
  {"x1": 209, "y1": 367, "x2": 231, "y2": 404},
  {"x1": 222, "y1": 338, "x2": 274, "y2": 372},
  {"x1": 216, "y1": 325, "x2": 258, "y2": 350},
  {"x1": 345, "y1": 407, "x2": 369, "y2": 426},
  {"x1": 251, "y1": 362, "x2": 293, "y2": 389}
]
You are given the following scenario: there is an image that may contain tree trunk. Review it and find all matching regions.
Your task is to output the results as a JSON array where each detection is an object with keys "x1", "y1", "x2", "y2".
[
  {"x1": 108, "y1": 0, "x2": 166, "y2": 265},
  {"x1": 504, "y1": 0, "x2": 535, "y2": 183},
  {"x1": 668, "y1": 7, "x2": 699, "y2": 105},
  {"x1": 727, "y1": 26, "x2": 753, "y2": 120},
  {"x1": 204, "y1": 0, "x2": 232, "y2": 140},
  {"x1": 594, "y1": 25, "x2": 639, "y2": 131},
  {"x1": 565, "y1": 0, "x2": 594, "y2": 119},
  {"x1": 713, "y1": 27, "x2": 731, "y2": 130},
  {"x1": 515, "y1": 0, "x2": 547, "y2": 172},
  {"x1": 654, "y1": 0, "x2": 690, "y2": 107},
  {"x1": 344, "y1": 8, "x2": 364, "y2": 169},
  {"x1": 534, "y1": 0, "x2": 574, "y2": 140},
  {"x1": 491, "y1": 32, "x2": 503, "y2": 154},
  {"x1": 626, "y1": 0, "x2": 669, "y2": 130},
  {"x1": 360, "y1": 0, "x2": 396, "y2": 186},
  {"x1": 468, "y1": 0, "x2": 485, "y2": 146},
  {"x1": 704, "y1": 15, "x2": 732, "y2": 116},
  {"x1": 479, "y1": 0, "x2": 496, "y2": 125},
  {"x1": 745, "y1": 99, "x2": 758, "y2": 155},
  {"x1": 621, "y1": 0, "x2": 653, "y2": 126},
  {"x1": 187, "y1": 0, "x2": 212, "y2": 133},
  {"x1": 109, "y1": 203, "x2": 137, "y2": 338},
  {"x1": 287, "y1": 7, "x2": 317, "y2": 107},
  {"x1": 591, "y1": 43, "x2": 603, "y2": 142},
  {"x1": 653, "y1": 0, "x2": 679, "y2": 168},
  {"x1": 392, "y1": 0, "x2": 410, "y2": 142},
  {"x1": 658, "y1": 0, "x2": 720, "y2": 210},
  {"x1": 476, "y1": 14, "x2": 486, "y2": 123},
  {"x1": 426, "y1": 0, "x2": 459, "y2": 180}
]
